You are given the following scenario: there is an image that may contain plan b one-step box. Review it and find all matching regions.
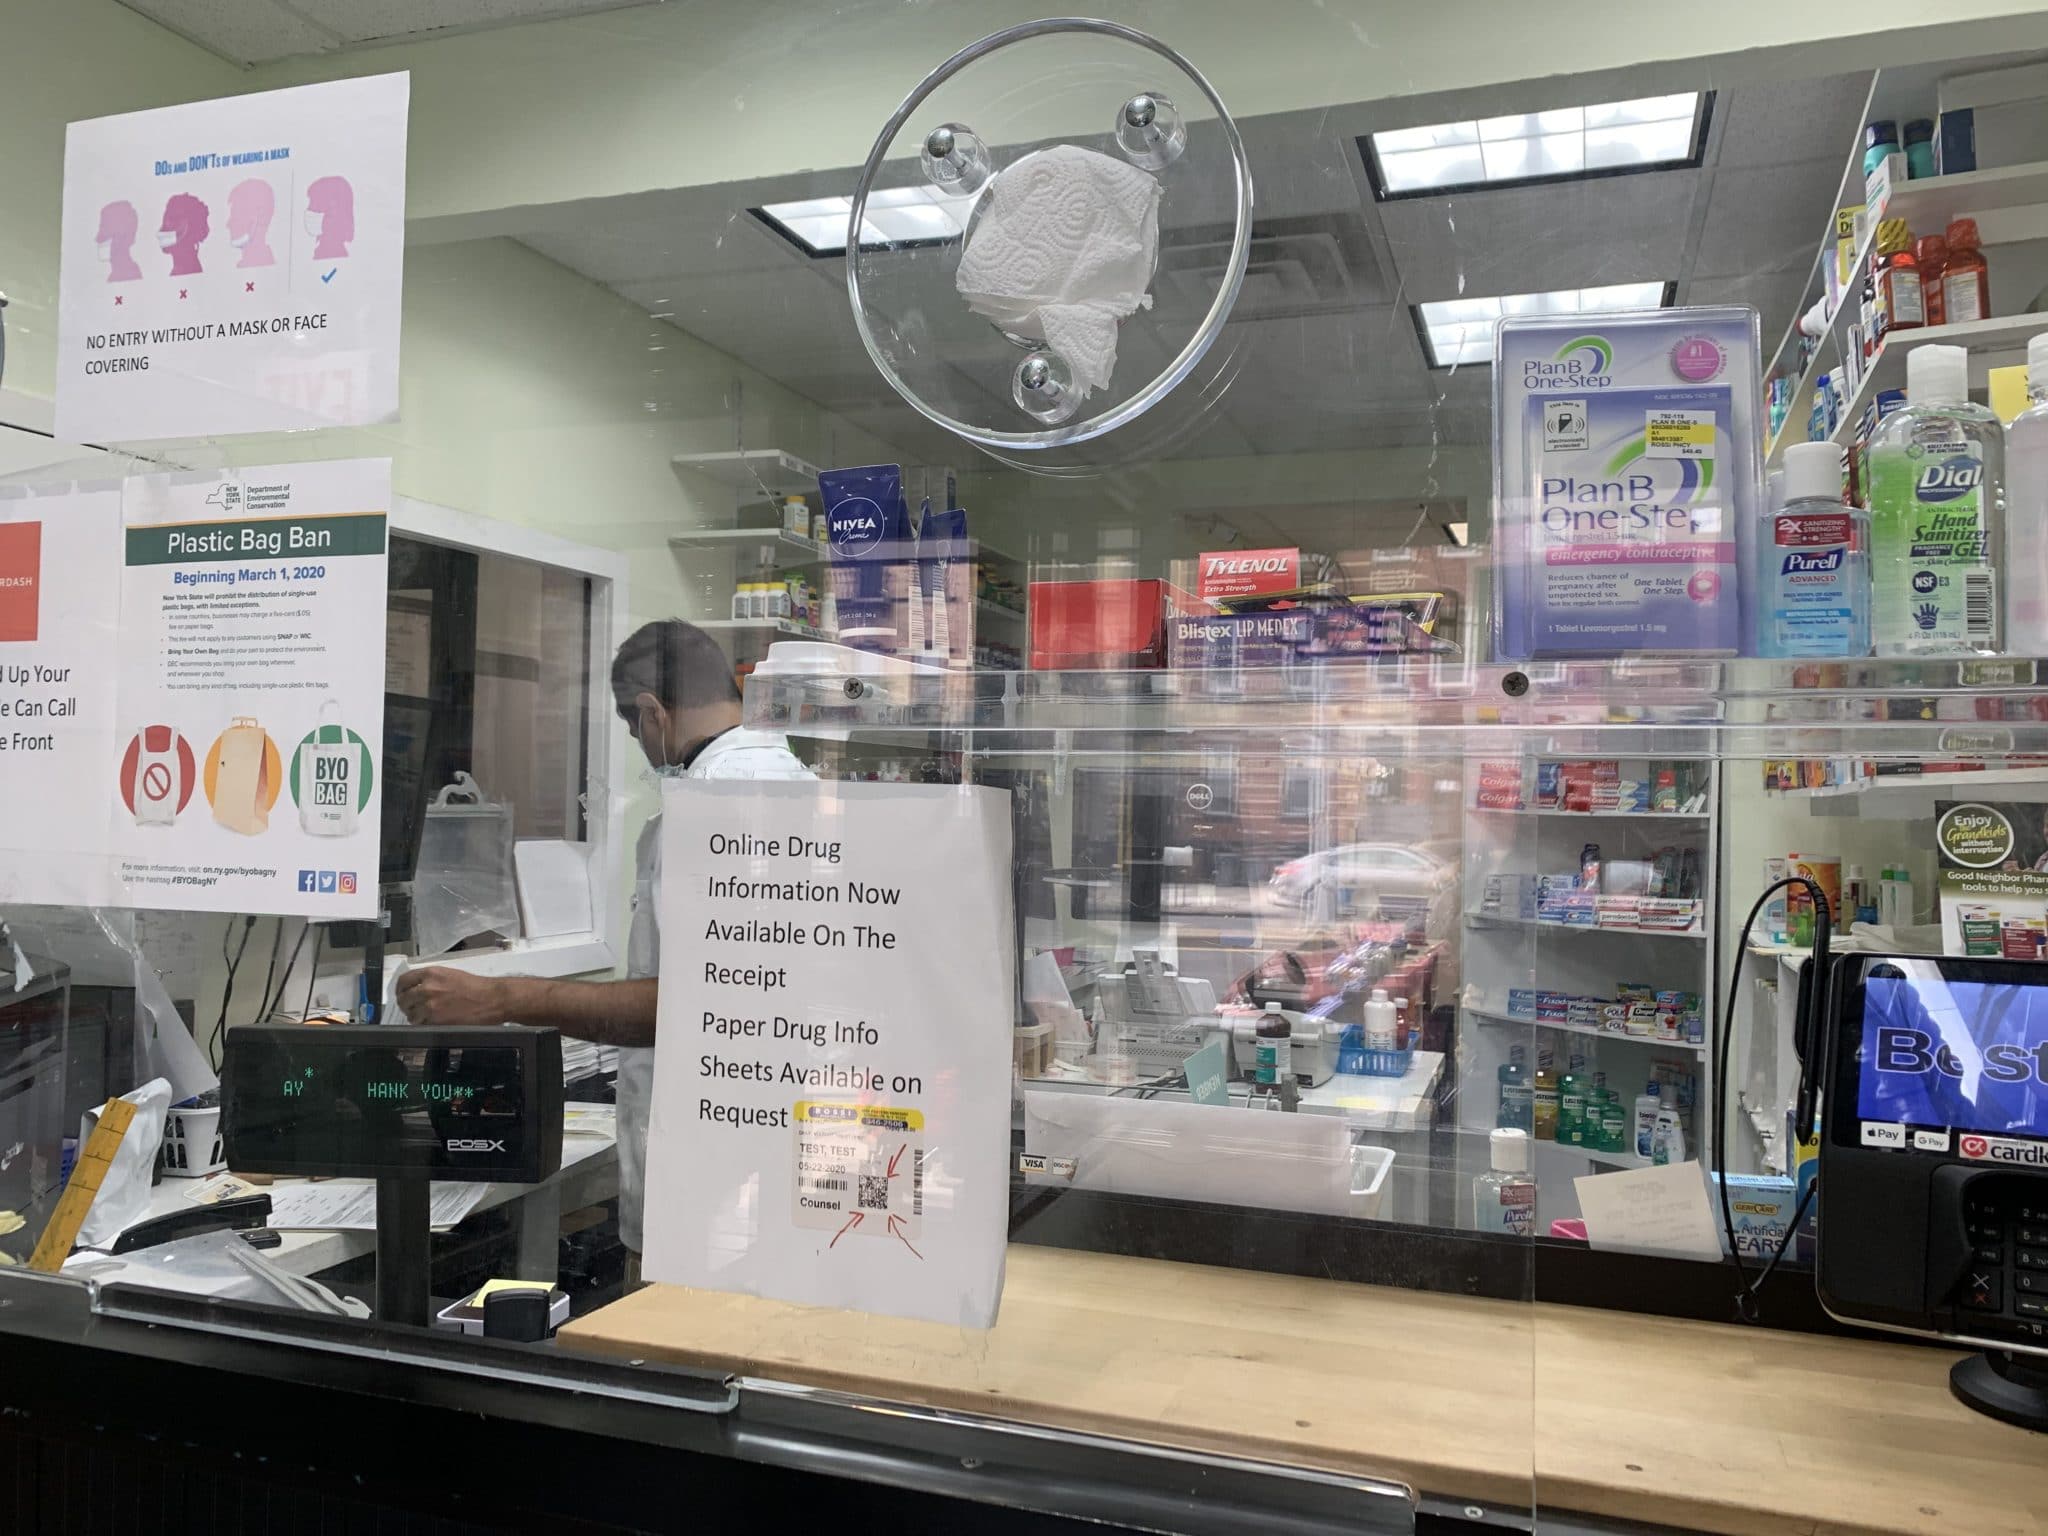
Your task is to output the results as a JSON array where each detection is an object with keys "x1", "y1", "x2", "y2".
[{"x1": 1493, "y1": 307, "x2": 1762, "y2": 659}]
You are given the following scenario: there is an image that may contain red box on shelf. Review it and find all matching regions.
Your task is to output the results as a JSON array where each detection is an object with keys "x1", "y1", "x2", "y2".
[{"x1": 1027, "y1": 578, "x2": 1199, "y2": 670}]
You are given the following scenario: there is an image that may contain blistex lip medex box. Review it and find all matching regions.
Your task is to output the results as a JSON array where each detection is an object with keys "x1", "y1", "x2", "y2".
[{"x1": 1494, "y1": 307, "x2": 1762, "y2": 659}]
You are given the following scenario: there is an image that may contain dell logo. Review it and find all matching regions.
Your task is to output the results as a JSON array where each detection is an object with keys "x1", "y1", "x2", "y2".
[{"x1": 446, "y1": 1138, "x2": 506, "y2": 1153}]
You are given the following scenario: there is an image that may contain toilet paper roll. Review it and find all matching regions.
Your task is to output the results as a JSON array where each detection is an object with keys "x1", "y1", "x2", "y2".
[{"x1": 955, "y1": 143, "x2": 1161, "y2": 398}]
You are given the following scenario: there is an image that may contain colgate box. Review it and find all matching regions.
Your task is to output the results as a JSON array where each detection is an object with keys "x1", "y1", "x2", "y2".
[{"x1": 1027, "y1": 578, "x2": 1200, "y2": 670}]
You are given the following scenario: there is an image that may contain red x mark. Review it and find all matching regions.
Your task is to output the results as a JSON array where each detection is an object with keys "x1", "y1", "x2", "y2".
[
  {"x1": 178, "y1": 288, "x2": 188, "y2": 299},
  {"x1": 113, "y1": 295, "x2": 123, "y2": 306},
  {"x1": 244, "y1": 281, "x2": 255, "y2": 293}
]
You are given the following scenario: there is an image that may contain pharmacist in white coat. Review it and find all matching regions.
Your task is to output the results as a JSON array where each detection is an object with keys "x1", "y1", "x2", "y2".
[{"x1": 397, "y1": 618, "x2": 810, "y2": 1279}]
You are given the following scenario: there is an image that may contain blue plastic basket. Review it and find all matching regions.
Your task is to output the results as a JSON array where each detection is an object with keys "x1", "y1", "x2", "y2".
[{"x1": 1335, "y1": 1024, "x2": 1414, "y2": 1078}]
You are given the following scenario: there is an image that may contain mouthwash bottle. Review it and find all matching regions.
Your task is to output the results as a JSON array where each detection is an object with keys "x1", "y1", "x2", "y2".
[
  {"x1": 1868, "y1": 344, "x2": 2006, "y2": 654},
  {"x1": 1495, "y1": 1043, "x2": 1532, "y2": 1131},
  {"x1": 1761, "y1": 441, "x2": 1869, "y2": 656},
  {"x1": 2005, "y1": 335, "x2": 2048, "y2": 654},
  {"x1": 1472, "y1": 1127, "x2": 1535, "y2": 1236}
]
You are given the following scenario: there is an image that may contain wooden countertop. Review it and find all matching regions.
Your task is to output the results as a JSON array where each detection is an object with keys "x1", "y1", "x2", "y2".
[{"x1": 559, "y1": 1245, "x2": 2048, "y2": 1535}]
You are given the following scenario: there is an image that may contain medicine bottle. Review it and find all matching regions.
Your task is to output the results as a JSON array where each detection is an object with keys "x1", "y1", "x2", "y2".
[
  {"x1": 1874, "y1": 218, "x2": 1923, "y2": 337},
  {"x1": 1916, "y1": 233, "x2": 1948, "y2": 327},
  {"x1": 1944, "y1": 219, "x2": 1991, "y2": 324}
]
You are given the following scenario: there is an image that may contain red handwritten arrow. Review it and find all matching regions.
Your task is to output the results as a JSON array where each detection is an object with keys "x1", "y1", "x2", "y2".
[
  {"x1": 831, "y1": 1212, "x2": 863, "y2": 1248},
  {"x1": 887, "y1": 1144, "x2": 906, "y2": 1178},
  {"x1": 887, "y1": 1214, "x2": 923, "y2": 1260}
]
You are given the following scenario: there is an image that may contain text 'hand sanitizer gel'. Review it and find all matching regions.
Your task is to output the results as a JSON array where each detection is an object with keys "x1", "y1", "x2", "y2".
[
  {"x1": 1868, "y1": 344, "x2": 2006, "y2": 654},
  {"x1": 1761, "y1": 440, "x2": 1868, "y2": 657}
]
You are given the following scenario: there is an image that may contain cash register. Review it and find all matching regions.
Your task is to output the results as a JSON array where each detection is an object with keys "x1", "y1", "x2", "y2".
[
  {"x1": 1818, "y1": 955, "x2": 2048, "y2": 1429},
  {"x1": 221, "y1": 1023, "x2": 562, "y2": 1326}
]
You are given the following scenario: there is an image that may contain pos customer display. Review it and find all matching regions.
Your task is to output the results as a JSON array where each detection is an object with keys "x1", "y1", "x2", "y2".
[
  {"x1": 1819, "y1": 955, "x2": 2048, "y2": 1429},
  {"x1": 221, "y1": 1024, "x2": 563, "y2": 1325}
]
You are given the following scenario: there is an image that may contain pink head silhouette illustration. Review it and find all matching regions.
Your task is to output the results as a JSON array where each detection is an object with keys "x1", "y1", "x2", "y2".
[
  {"x1": 305, "y1": 176, "x2": 355, "y2": 260},
  {"x1": 158, "y1": 193, "x2": 209, "y2": 277},
  {"x1": 226, "y1": 179, "x2": 275, "y2": 268},
  {"x1": 95, "y1": 200, "x2": 142, "y2": 282}
]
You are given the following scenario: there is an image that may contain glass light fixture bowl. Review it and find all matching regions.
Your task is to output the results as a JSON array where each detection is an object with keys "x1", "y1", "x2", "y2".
[{"x1": 845, "y1": 18, "x2": 1253, "y2": 474}]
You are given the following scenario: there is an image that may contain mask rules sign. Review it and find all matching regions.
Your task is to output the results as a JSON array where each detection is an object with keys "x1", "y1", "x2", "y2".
[{"x1": 55, "y1": 73, "x2": 408, "y2": 443}]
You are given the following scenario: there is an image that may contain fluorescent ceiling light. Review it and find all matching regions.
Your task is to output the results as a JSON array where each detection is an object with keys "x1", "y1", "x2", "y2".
[
  {"x1": 754, "y1": 185, "x2": 980, "y2": 257},
  {"x1": 1415, "y1": 281, "x2": 1670, "y2": 369},
  {"x1": 1366, "y1": 92, "x2": 1706, "y2": 199}
]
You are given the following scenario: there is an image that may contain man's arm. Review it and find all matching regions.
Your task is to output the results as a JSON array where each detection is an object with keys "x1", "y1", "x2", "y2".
[{"x1": 395, "y1": 966, "x2": 658, "y2": 1048}]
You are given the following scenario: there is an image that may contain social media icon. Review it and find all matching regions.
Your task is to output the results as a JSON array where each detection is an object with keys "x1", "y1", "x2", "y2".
[
  {"x1": 297, "y1": 870, "x2": 318, "y2": 892},
  {"x1": 317, "y1": 871, "x2": 337, "y2": 893},
  {"x1": 338, "y1": 872, "x2": 357, "y2": 895}
]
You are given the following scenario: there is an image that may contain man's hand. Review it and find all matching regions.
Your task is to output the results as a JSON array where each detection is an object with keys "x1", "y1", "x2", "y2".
[{"x1": 395, "y1": 966, "x2": 511, "y2": 1029}]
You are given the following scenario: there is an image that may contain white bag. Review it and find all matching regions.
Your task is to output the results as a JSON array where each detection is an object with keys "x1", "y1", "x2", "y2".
[
  {"x1": 297, "y1": 699, "x2": 359, "y2": 838},
  {"x1": 131, "y1": 727, "x2": 185, "y2": 826}
]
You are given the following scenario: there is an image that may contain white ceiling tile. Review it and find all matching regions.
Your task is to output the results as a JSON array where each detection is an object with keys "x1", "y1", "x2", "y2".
[
  {"x1": 1379, "y1": 172, "x2": 1699, "y2": 303},
  {"x1": 120, "y1": 0, "x2": 669, "y2": 63},
  {"x1": 1691, "y1": 161, "x2": 1846, "y2": 276},
  {"x1": 117, "y1": 0, "x2": 342, "y2": 65},
  {"x1": 1710, "y1": 75, "x2": 1873, "y2": 171}
]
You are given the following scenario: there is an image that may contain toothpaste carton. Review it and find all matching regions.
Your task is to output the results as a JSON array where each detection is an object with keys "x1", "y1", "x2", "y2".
[{"x1": 1494, "y1": 307, "x2": 1762, "y2": 658}]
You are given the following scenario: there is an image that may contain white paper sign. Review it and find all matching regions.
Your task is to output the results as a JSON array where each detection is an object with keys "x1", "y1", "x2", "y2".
[
  {"x1": 643, "y1": 779, "x2": 1015, "y2": 1327},
  {"x1": 1573, "y1": 1160, "x2": 1725, "y2": 1262},
  {"x1": 0, "y1": 459, "x2": 388, "y2": 917},
  {"x1": 55, "y1": 73, "x2": 409, "y2": 443},
  {"x1": 0, "y1": 482, "x2": 123, "y2": 907}
]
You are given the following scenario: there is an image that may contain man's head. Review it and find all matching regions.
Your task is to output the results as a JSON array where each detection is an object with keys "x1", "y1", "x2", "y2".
[{"x1": 610, "y1": 618, "x2": 740, "y2": 770}]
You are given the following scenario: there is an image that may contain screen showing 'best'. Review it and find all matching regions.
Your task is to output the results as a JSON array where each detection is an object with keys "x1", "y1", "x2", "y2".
[{"x1": 1860, "y1": 975, "x2": 2048, "y2": 1140}]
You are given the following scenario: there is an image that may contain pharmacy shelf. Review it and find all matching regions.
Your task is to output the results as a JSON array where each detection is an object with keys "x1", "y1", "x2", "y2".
[
  {"x1": 1763, "y1": 157, "x2": 2048, "y2": 463},
  {"x1": 1878, "y1": 159, "x2": 2048, "y2": 235},
  {"x1": 1462, "y1": 1004, "x2": 1707, "y2": 1056},
  {"x1": 695, "y1": 618, "x2": 825, "y2": 637},
  {"x1": 671, "y1": 448, "x2": 821, "y2": 494},
  {"x1": 978, "y1": 600, "x2": 1026, "y2": 624},
  {"x1": 1533, "y1": 1137, "x2": 1656, "y2": 1172},
  {"x1": 1767, "y1": 762, "x2": 2048, "y2": 800},
  {"x1": 1465, "y1": 805, "x2": 1708, "y2": 821},
  {"x1": 1819, "y1": 314, "x2": 2048, "y2": 453},
  {"x1": 1466, "y1": 912, "x2": 1706, "y2": 941},
  {"x1": 668, "y1": 526, "x2": 826, "y2": 566}
]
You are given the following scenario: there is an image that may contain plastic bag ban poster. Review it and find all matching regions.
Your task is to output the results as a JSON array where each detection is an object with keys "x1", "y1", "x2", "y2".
[{"x1": 643, "y1": 780, "x2": 1016, "y2": 1328}]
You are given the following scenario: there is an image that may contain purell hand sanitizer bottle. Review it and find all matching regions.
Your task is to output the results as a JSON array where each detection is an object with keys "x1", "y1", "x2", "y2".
[
  {"x1": 1761, "y1": 441, "x2": 1868, "y2": 657},
  {"x1": 1472, "y1": 1127, "x2": 1535, "y2": 1235},
  {"x1": 1868, "y1": 344, "x2": 2007, "y2": 654}
]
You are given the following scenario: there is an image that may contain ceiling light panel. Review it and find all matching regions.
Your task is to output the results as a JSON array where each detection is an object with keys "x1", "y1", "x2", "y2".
[
  {"x1": 1415, "y1": 281, "x2": 1669, "y2": 369},
  {"x1": 1367, "y1": 93, "x2": 1706, "y2": 199},
  {"x1": 755, "y1": 185, "x2": 980, "y2": 257}
]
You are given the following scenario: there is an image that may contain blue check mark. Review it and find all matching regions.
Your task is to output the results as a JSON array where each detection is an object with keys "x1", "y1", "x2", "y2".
[{"x1": 320, "y1": 268, "x2": 337, "y2": 284}]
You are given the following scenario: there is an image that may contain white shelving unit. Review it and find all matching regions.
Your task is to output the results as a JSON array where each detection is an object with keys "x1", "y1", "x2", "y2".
[
  {"x1": 671, "y1": 448, "x2": 822, "y2": 494},
  {"x1": 1763, "y1": 147, "x2": 2048, "y2": 467},
  {"x1": 1456, "y1": 752, "x2": 1720, "y2": 1229}
]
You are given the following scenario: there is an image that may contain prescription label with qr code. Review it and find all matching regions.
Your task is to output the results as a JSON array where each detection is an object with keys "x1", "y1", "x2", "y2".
[{"x1": 792, "y1": 1100, "x2": 926, "y2": 1252}]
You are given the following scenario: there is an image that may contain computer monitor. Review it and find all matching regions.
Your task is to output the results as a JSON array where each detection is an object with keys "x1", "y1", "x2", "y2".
[
  {"x1": 1819, "y1": 954, "x2": 2048, "y2": 1428},
  {"x1": 379, "y1": 692, "x2": 438, "y2": 887}
]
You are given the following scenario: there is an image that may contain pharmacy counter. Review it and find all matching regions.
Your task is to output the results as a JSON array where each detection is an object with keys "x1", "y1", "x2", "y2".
[{"x1": 559, "y1": 1243, "x2": 2048, "y2": 1536}]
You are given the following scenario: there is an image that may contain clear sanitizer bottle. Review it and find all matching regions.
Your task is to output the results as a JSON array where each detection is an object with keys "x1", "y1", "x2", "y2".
[
  {"x1": 1472, "y1": 1127, "x2": 1535, "y2": 1235},
  {"x1": 1867, "y1": 343, "x2": 2007, "y2": 655},
  {"x1": 1761, "y1": 441, "x2": 1868, "y2": 657},
  {"x1": 2005, "y1": 334, "x2": 2048, "y2": 655}
]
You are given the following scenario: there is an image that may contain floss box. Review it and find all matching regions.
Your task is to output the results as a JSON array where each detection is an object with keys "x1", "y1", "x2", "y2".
[{"x1": 1493, "y1": 307, "x2": 1762, "y2": 659}]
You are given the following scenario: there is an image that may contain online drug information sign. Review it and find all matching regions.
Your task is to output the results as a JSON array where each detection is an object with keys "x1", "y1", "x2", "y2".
[{"x1": 643, "y1": 780, "x2": 1015, "y2": 1327}]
